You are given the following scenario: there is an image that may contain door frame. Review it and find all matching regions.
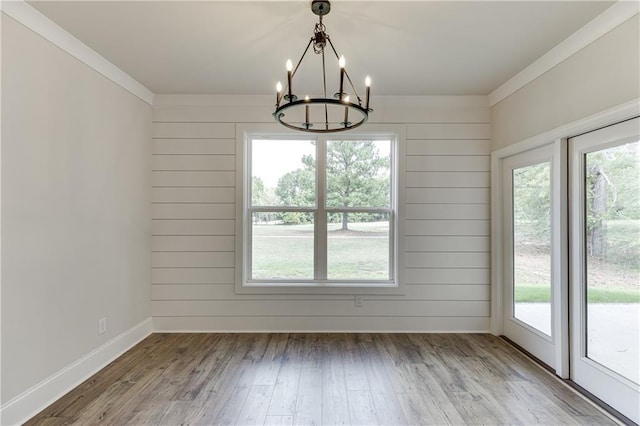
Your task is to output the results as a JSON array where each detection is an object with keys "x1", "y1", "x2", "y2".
[
  {"x1": 568, "y1": 117, "x2": 640, "y2": 423},
  {"x1": 491, "y1": 99, "x2": 639, "y2": 378},
  {"x1": 498, "y1": 141, "x2": 567, "y2": 372}
]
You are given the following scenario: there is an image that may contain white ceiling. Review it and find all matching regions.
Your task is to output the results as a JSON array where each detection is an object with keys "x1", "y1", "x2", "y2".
[{"x1": 28, "y1": 1, "x2": 614, "y2": 96}]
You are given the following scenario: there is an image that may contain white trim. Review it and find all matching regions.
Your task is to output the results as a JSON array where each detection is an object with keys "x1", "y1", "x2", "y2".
[
  {"x1": 155, "y1": 329, "x2": 492, "y2": 333},
  {"x1": 234, "y1": 122, "x2": 406, "y2": 295},
  {"x1": 551, "y1": 138, "x2": 570, "y2": 379},
  {"x1": 490, "y1": 154, "x2": 504, "y2": 336},
  {"x1": 0, "y1": 11, "x2": 3, "y2": 410},
  {"x1": 0, "y1": 318, "x2": 153, "y2": 426},
  {"x1": 492, "y1": 99, "x2": 640, "y2": 159},
  {"x1": 491, "y1": 99, "x2": 639, "y2": 367},
  {"x1": 568, "y1": 119, "x2": 640, "y2": 424},
  {"x1": 0, "y1": 0, "x2": 154, "y2": 105},
  {"x1": 489, "y1": 1, "x2": 640, "y2": 106},
  {"x1": 500, "y1": 144, "x2": 557, "y2": 369},
  {"x1": 153, "y1": 94, "x2": 489, "y2": 108},
  {"x1": 315, "y1": 138, "x2": 328, "y2": 281}
]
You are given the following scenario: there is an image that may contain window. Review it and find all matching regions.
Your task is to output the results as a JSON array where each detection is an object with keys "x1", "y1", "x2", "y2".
[{"x1": 241, "y1": 133, "x2": 397, "y2": 289}]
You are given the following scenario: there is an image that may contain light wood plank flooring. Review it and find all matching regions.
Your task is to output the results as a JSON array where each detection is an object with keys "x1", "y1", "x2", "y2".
[{"x1": 26, "y1": 333, "x2": 615, "y2": 425}]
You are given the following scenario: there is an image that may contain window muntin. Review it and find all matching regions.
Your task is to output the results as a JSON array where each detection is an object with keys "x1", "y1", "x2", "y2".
[{"x1": 246, "y1": 136, "x2": 395, "y2": 285}]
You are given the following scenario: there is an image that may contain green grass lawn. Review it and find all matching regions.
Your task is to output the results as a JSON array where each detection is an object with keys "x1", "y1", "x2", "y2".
[
  {"x1": 515, "y1": 284, "x2": 640, "y2": 303},
  {"x1": 251, "y1": 222, "x2": 389, "y2": 280}
]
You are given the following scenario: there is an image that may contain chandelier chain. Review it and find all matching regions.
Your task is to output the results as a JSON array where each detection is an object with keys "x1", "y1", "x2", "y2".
[{"x1": 313, "y1": 17, "x2": 327, "y2": 54}]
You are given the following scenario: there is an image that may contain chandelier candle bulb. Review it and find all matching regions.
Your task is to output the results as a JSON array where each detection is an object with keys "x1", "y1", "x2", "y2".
[
  {"x1": 276, "y1": 81, "x2": 283, "y2": 106},
  {"x1": 286, "y1": 59, "x2": 293, "y2": 100},
  {"x1": 365, "y1": 76, "x2": 371, "y2": 110},
  {"x1": 339, "y1": 55, "x2": 345, "y2": 100},
  {"x1": 344, "y1": 95, "x2": 349, "y2": 126},
  {"x1": 305, "y1": 95, "x2": 310, "y2": 125}
]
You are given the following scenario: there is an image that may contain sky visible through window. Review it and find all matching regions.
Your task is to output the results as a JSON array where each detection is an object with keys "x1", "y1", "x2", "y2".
[
  {"x1": 252, "y1": 139, "x2": 315, "y2": 188},
  {"x1": 252, "y1": 138, "x2": 391, "y2": 189}
]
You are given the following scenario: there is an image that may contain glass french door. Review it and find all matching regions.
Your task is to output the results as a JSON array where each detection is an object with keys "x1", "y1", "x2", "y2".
[
  {"x1": 502, "y1": 144, "x2": 557, "y2": 368},
  {"x1": 569, "y1": 117, "x2": 640, "y2": 423}
]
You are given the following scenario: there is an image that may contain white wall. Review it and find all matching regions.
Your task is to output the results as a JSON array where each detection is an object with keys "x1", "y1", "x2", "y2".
[
  {"x1": 151, "y1": 95, "x2": 491, "y2": 332},
  {"x1": 492, "y1": 14, "x2": 640, "y2": 150},
  {"x1": 1, "y1": 13, "x2": 152, "y2": 405}
]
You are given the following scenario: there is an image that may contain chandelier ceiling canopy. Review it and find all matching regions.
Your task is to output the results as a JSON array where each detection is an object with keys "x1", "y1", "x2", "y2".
[{"x1": 273, "y1": 0, "x2": 372, "y2": 133}]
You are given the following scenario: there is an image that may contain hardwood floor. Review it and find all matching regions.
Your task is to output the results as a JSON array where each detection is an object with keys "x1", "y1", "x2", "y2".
[{"x1": 26, "y1": 333, "x2": 615, "y2": 425}]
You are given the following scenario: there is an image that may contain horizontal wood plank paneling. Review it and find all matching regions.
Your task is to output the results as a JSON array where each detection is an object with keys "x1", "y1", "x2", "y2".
[
  {"x1": 152, "y1": 203, "x2": 235, "y2": 220},
  {"x1": 151, "y1": 300, "x2": 490, "y2": 317},
  {"x1": 152, "y1": 139, "x2": 235, "y2": 154},
  {"x1": 152, "y1": 236, "x2": 235, "y2": 252},
  {"x1": 152, "y1": 106, "x2": 490, "y2": 124},
  {"x1": 406, "y1": 220, "x2": 490, "y2": 236},
  {"x1": 151, "y1": 100, "x2": 492, "y2": 331},
  {"x1": 152, "y1": 219, "x2": 235, "y2": 236},
  {"x1": 152, "y1": 155, "x2": 235, "y2": 171},
  {"x1": 406, "y1": 123, "x2": 491, "y2": 140},
  {"x1": 372, "y1": 107, "x2": 490, "y2": 124},
  {"x1": 153, "y1": 106, "x2": 274, "y2": 123},
  {"x1": 405, "y1": 236, "x2": 489, "y2": 252},
  {"x1": 152, "y1": 122, "x2": 235, "y2": 139},
  {"x1": 152, "y1": 171, "x2": 235, "y2": 187},
  {"x1": 152, "y1": 187, "x2": 235, "y2": 203},
  {"x1": 406, "y1": 188, "x2": 490, "y2": 204},
  {"x1": 152, "y1": 316, "x2": 490, "y2": 332},
  {"x1": 405, "y1": 140, "x2": 491, "y2": 156},
  {"x1": 405, "y1": 268, "x2": 490, "y2": 285},
  {"x1": 152, "y1": 252, "x2": 235, "y2": 268},
  {"x1": 405, "y1": 172, "x2": 490, "y2": 188},
  {"x1": 403, "y1": 284, "x2": 490, "y2": 300},
  {"x1": 406, "y1": 156, "x2": 489, "y2": 172},
  {"x1": 152, "y1": 284, "x2": 490, "y2": 302},
  {"x1": 405, "y1": 204, "x2": 489, "y2": 220},
  {"x1": 152, "y1": 268, "x2": 235, "y2": 284},
  {"x1": 152, "y1": 284, "x2": 338, "y2": 301},
  {"x1": 405, "y1": 252, "x2": 490, "y2": 268}
]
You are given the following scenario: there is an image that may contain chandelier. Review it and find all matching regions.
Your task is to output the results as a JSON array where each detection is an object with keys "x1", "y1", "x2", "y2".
[{"x1": 273, "y1": 0, "x2": 372, "y2": 133}]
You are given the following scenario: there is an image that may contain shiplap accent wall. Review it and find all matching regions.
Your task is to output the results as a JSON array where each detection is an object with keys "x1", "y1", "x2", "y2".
[{"x1": 151, "y1": 96, "x2": 491, "y2": 332}]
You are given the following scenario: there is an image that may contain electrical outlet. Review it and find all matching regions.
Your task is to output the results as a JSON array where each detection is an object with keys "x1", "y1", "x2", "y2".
[
  {"x1": 98, "y1": 317, "x2": 107, "y2": 335},
  {"x1": 355, "y1": 295, "x2": 363, "y2": 307}
]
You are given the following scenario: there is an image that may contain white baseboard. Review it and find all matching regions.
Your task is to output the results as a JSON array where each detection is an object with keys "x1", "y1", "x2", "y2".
[{"x1": 0, "y1": 318, "x2": 152, "y2": 426}]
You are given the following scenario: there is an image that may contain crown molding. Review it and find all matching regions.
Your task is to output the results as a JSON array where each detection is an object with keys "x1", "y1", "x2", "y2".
[
  {"x1": 6, "y1": 0, "x2": 631, "y2": 108},
  {"x1": 489, "y1": 1, "x2": 640, "y2": 107},
  {"x1": 1, "y1": 0, "x2": 154, "y2": 105}
]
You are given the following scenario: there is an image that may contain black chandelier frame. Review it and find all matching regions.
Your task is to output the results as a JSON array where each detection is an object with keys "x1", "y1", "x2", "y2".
[{"x1": 273, "y1": 0, "x2": 372, "y2": 133}]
